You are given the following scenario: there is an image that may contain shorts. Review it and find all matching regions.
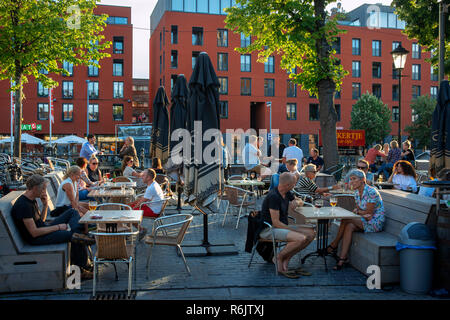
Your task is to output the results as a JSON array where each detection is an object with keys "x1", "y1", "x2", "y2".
[
  {"x1": 129, "y1": 201, "x2": 160, "y2": 218},
  {"x1": 259, "y1": 227, "x2": 290, "y2": 241}
]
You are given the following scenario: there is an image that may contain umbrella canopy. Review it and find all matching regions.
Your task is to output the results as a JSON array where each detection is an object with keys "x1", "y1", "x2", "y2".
[
  {"x1": 151, "y1": 86, "x2": 170, "y2": 163},
  {"x1": 49, "y1": 135, "x2": 87, "y2": 145},
  {"x1": 430, "y1": 80, "x2": 450, "y2": 177},
  {"x1": 184, "y1": 52, "x2": 222, "y2": 205},
  {"x1": 170, "y1": 74, "x2": 188, "y2": 151},
  {"x1": 1, "y1": 133, "x2": 46, "y2": 145}
]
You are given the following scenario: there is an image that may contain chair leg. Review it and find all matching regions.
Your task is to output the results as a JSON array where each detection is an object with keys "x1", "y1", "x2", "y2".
[
  {"x1": 177, "y1": 244, "x2": 191, "y2": 275},
  {"x1": 113, "y1": 262, "x2": 118, "y2": 281},
  {"x1": 248, "y1": 241, "x2": 258, "y2": 268},
  {"x1": 146, "y1": 244, "x2": 154, "y2": 279},
  {"x1": 221, "y1": 201, "x2": 229, "y2": 227},
  {"x1": 235, "y1": 205, "x2": 244, "y2": 229},
  {"x1": 128, "y1": 257, "x2": 133, "y2": 297},
  {"x1": 93, "y1": 257, "x2": 97, "y2": 297},
  {"x1": 272, "y1": 239, "x2": 278, "y2": 276}
]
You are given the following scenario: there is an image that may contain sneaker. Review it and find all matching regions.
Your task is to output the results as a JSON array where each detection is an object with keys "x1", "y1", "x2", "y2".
[
  {"x1": 72, "y1": 233, "x2": 96, "y2": 245},
  {"x1": 138, "y1": 227, "x2": 148, "y2": 241}
]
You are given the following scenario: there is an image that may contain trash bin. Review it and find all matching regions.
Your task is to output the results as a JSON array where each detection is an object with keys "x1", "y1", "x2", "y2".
[{"x1": 396, "y1": 222, "x2": 436, "y2": 294}]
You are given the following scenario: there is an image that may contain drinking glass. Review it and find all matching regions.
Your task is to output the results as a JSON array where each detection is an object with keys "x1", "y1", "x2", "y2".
[
  {"x1": 314, "y1": 199, "x2": 324, "y2": 215},
  {"x1": 121, "y1": 185, "x2": 126, "y2": 194},
  {"x1": 330, "y1": 197, "x2": 337, "y2": 215},
  {"x1": 241, "y1": 173, "x2": 247, "y2": 180},
  {"x1": 89, "y1": 201, "x2": 97, "y2": 211}
]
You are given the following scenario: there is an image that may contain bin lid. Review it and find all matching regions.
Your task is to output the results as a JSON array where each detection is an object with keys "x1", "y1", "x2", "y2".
[{"x1": 398, "y1": 222, "x2": 435, "y2": 247}]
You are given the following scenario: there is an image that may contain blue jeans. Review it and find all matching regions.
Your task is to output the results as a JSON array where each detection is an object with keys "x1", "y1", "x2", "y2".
[
  {"x1": 79, "y1": 189, "x2": 94, "y2": 201},
  {"x1": 378, "y1": 163, "x2": 394, "y2": 180}
]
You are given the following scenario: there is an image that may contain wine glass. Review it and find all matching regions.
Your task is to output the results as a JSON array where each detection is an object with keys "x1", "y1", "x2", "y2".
[
  {"x1": 330, "y1": 196, "x2": 337, "y2": 215},
  {"x1": 314, "y1": 199, "x2": 324, "y2": 215},
  {"x1": 241, "y1": 172, "x2": 247, "y2": 180}
]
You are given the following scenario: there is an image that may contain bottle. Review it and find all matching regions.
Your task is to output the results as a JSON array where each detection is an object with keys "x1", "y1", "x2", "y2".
[{"x1": 378, "y1": 175, "x2": 383, "y2": 183}]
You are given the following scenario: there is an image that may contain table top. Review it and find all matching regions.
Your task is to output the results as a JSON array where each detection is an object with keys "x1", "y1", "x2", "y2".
[
  {"x1": 227, "y1": 180, "x2": 266, "y2": 186},
  {"x1": 374, "y1": 182, "x2": 394, "y2": 189},
  {"x1": 421, "y1": 180, "x2": 450, "y2": 188},
  {"x1": 79, "y1": 210, "x2": 143, "y2": 224},
  {"x1": 88, "y1": 188, "x2": 135, "y2": 198},
  {"x1": 103, "y1": 181, "x2": 136, "y2": 188},
  {"x1": 295, "y1": 206, "x2": 360, "y2": 220},
  {"x1": 329, "y1": 189, "x2": 355, "y2": 195}
]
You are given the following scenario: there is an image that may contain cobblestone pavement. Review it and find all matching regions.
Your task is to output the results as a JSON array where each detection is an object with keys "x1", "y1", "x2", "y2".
[{"x1": 0, "y1": 199, "x2": 443, "y2": 301}]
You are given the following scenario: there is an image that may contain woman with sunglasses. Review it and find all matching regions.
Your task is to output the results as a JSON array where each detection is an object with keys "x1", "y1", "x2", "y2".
[
  {"x1": 87, "y1": 156, "x2": 104, "y2": 184},
  {"x1": 121, "y1": 156, "x2": 143, "y2": 179}
]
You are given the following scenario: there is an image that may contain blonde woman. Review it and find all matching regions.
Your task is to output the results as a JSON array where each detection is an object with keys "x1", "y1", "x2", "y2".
[
  {"x1": 119, "y1": 136, "x2": 139, "y2": 167},
  {"x1": 54, "y1": 166, "x2": 89, "y2": 217},
  {"x1": 87, "y1": 155, "x2": 104, "y2": 183}
]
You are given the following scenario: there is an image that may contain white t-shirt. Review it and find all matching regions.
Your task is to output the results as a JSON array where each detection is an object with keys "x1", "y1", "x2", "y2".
[
  {"x1": 392, "y1": 174, "x2": 418, "y2": 192},
  {"x1": 123, "y1": 166, "x2": 135, "y2": 178},
  {"x1": 143, "y1": 181, "x2": 165, "y2": 213},
  {"x1": 283, "y1": 146, "x2": 304, "y2": 170},
  {"x1": 242, "y1": 143, "x2": 260, "y2": 170}
]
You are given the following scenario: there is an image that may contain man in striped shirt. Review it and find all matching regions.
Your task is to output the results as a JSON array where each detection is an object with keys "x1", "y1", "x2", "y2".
[{"x1": 296, "y1": 164, "x2": 338, "y2": 198}]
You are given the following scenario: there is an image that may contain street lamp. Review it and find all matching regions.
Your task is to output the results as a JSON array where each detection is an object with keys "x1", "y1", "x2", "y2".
[{"x1": 391, "y1": 44, "x2": 409, "y2": 143}]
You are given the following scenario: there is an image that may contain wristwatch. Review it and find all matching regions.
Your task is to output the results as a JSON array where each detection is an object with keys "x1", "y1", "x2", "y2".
[{"x1": 328, "y1": 186, "x2": 333, "y2": 191}]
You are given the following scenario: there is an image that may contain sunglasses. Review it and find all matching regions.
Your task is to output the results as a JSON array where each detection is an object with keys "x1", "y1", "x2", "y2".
[
  {"x1": 92, "y1": 162, "x2": 98, "y2": 165},
  {"x1": 357, "y1": 166, "x2": 367, "y2": 169},
  {"x1": 129, "y1": 159, "x2": 134, "y2": 162}
]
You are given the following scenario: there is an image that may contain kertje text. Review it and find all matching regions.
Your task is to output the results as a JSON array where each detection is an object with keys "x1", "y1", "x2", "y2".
[{"x1": 366, "y1": 265, "x2": 381, "y2": 290}]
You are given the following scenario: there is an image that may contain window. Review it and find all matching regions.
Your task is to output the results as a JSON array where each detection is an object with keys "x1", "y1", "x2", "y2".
[
  {"x1": 287, "y1": 80, "x2": 297, "y2": 97},
  {"x1": 372, "y1": 40, "x2": 381, "y2": 57},
  {"x1": 62, "y1": 81, "x2": 73, "y2": 98},
  {"x1": 217, "y1": 29, "x2": 228, "y2": 47},
  {"x1": 352, "y1": 38, "x2": 361, "y2": 55},
  {"x1": 113, "y1": 60, "x2": 123, "y2": 76},
  {"x1": 240, "y1": 54, "x2": 251, "y2": 72},
  {"x1": 392, "y1": 41, "x2": 401, "y2": 51},
  {"x1": 88, "y1": 60, "x2": 99, "y2": 76},
  {"x1": 372, "y1": 84, "x2": 382, "y2": 99},
  {"x1": 37, "y1": 82, "x2": 49, "y2": 97},
  {"x1": 221, "y1": 0, "x2": 230, "y2": 15},
  {"x1": 217, "y1": 53, "x2": 228, "y2": 71},
  {"x1": 332, "y1": 37, "x2": 341, "y2": 54},
  {"x1": 286, "y1": 103, "x2": 297, "y2": 120},
  {"x1": 88, "y1": 81, "x2": 99, "y2": 99},
  {"x1": 309, "y1": 104, "x2": 319, "y2": 121},
  {"x1": 172, "y1": 0, "x2": 183, "y2": 11},
  {"x1": 392, "y1": 63, "x2": 400, "y2": 80},
  {"x1": 209, "y1": 0, "x2": 220, "y2": 14},
  {"x1": 352, "y1": 83, "x2": 361, "y2": 99},
  {"x1": 113, "y1": 82, "x2": 124, "y2": 98},
  {"x1": 372, "y1": 62, "x2": 382, "y2": 78},
  {"x1": 198, "y1": 0, "x2": 208, "y2": 13},
  {"x1": 412, "y1": 43, "x2": 421, "y2": 59},
  {"x1": 113, "y1": 37, "x2": 124, "y2": 54},
  {"x1": 159, "y1": 32, "x2": 162, "y2": 50},
  {"x1": 63, "y1": 61, "x2": 73, "y2": 76},
  {"x1": 89, "y1": 104, "x2": 99, "y2": 121},
  {"x1": 431, "y1": 66, "x2": 438, "y2": 81},
  {"x1": 412, "y1": 85, "x2": 421, "y2": 99},
  {"x1": 171, "y1": 50, "x2": 178, "y2": 68},
  {"x1": 37, "y1": 103, "x2": 49, "y2": 120},
  {"x1": 335, "y1": 104, "x2": 341, "y2": 121},
  {"x1": 192, "y1": 27, "x2": 203, "y2": 46},
  {"x1": 185, "y1": 0, "x2": 196, "y2": 12},
  {"x1": 264, "y1": 79, "x2": 275, "y2": 97},
  {"x1": 264, "y1": 56, "x2": 274, "y2": 73},
  {"x1": 62, "y1": 103, "x2": 73, "y2": 121},
  {"x1": 192, "y1": 51, "x2": 200, "y2": 69},
  {"x1": 392, "y1": 106, "x2": 399, "y2": 122},
  {"x1": 352, "y1": 61, "x2": 361, "y2": 77},
  {"x1": 241, "y1": 33, "x2": 251, "y2": 48},
  {"x1": 106, "y1": 16, "x2": 128, "y2": 24},
  {"x1": 159, "y1": 55, "x2": 162, "y2": 73},
  {"x1": 171, "y1": 25, "x2": 178, "y2": 44},
  {"x1": 218, "y1": 77, "x2": 228, "y2": 95},
  {"x1": 412, "y1": 64, "x2": 421, "y2": 80},
  {"x1": 170, "y1": 74, "x2": 178, "y2": 91},
  {"x1": 113, "y1": 104, "x2": 124, "y2": 121},
  {"x1": 240, "y1": 78, "x2": 251, "y2": 96},
  {"x1": 392, "y1": 84, "x2": 399, "y2": 101},
  {"x1": 431, "y1": 86, "x2": 438, "y2": 99},
  {"x1": 219, "y1": 101, "x2": 228, "y2": 119}
]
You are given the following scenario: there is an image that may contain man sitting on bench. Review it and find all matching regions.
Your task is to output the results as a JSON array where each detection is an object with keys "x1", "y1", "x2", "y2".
[
  {"x1": 11, "y1": 174, "x2": 95, "y2": 279},
  {"x1": 259, "y1": 172, "x2": 315, "y2": 278}
]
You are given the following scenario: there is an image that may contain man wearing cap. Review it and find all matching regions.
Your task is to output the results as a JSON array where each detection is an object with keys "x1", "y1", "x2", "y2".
[{"x1": 296, "y1": 164, "x2": 339, "y2": 197}]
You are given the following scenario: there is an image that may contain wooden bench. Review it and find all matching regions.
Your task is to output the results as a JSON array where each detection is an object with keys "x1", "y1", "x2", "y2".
[
  {"x1": 0, "y1": 191, "x2": 70, "y2": 293},
  {"x1": 330, "y1": 189, "x2": 443, "y2": 286}
]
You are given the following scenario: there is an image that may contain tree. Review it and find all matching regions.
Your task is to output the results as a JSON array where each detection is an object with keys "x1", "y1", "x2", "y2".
[
  {"x1": 0, "y1": 0, "x2": 111, "y2": 158},
  {"x1": 350, "y1": 93, "x2": 392, "y2": 147},
  {"x1": 392, "y1": 0, "x2": 450, "y2": 76},
  {"x1": 225, "y1": 0, "x2": 348, "y2": 169},
  {"x1": 404, "y1": 95, "x2": 436, "y2": 150}
]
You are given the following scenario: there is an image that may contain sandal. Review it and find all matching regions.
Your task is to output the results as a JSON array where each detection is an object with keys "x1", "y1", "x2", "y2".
[
  {"x1": 278, "y1": 270, "x2": 300, "y2": 279},
  {"x1": 326, "y1": 244, "x2": 338, "y2": 255},
  {"x1": 333, "y1": 257, "x2": 349, "y2": 271},
  {"x1": 289, "y1": 266, "x2": 312, "y2": 276}
]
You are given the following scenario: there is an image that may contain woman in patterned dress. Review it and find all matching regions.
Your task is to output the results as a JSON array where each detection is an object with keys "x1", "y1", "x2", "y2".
[{"x1": 327, "y1": 169, "x2": 385, "y2": 270}]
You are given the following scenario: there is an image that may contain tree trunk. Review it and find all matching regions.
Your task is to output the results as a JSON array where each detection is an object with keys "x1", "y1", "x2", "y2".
[
  {"x1": 13, "y1": 70, "x2": 23, "y2": 159},
  {"x1": 315, "y1": 0, "x2": 339, "y2": 170}
]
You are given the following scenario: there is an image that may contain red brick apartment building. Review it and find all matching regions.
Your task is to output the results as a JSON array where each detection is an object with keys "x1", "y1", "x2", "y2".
[
  {"x1": 132, "y1": 79, "x2": 150, "y2": 123},
  {"x1": 0, "y1": 4, "x2": 133, "y2": 151},
  {"x1": 149, "y1": 1, "x2": 440, "y2": 152}
]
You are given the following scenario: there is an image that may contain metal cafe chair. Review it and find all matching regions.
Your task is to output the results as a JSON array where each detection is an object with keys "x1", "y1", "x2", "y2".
[{"x1": 221, "y1": 185, "x2": 257, "y2": 229}]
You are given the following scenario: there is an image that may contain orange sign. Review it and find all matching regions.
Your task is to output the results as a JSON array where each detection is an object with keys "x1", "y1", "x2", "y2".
[{"x1": 319, "y1": 129, "x2": 365, "y2": 147}]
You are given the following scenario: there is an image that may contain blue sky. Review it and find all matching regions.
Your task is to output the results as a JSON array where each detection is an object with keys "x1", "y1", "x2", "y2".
[{"x1": 97, "y1": 0, "x2": 393, "y2": 79}]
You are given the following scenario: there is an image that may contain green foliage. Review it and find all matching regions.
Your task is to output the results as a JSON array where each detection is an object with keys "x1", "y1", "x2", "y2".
[
  {"x1": 224, "y1": 0, "x2": 348, "y2": 97},
  {"x1": 404, "y1": 95, "x2": 436, "y2": 149},
  {"x1": 350, "y1": 92, "x2": 392, "y2": 146},
  {"x1": 0, "y1": 0, "x2": 111, "y2": 90},
  {"x1": 392, "y1": 0, "x2": 450, "y2": 75}
]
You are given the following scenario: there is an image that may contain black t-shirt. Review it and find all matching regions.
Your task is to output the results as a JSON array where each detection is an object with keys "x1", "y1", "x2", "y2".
[
  {"x1": 307, "y1": 156, "x2": 324, "y2": 168},
  {"x1": 11, "y1": 195, "x2": 45, "y2": 243},
  {"x1": 260, "y1": 188, "x2": 294, "y2": 226},
  {"x1": 402, "y1": 149, "x2": 415, "y2": 163},
  {"x1": 87, "y1": 166, "x2": 101, "y2": 182}
]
